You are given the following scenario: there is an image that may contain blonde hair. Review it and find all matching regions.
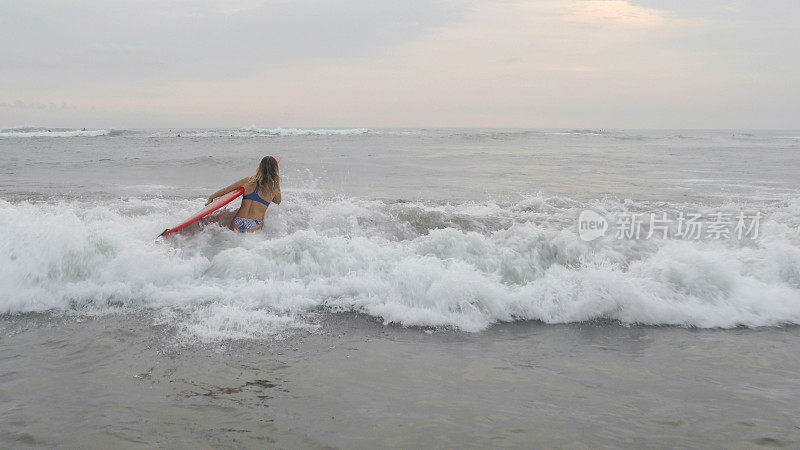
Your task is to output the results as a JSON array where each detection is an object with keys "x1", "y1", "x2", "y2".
[{"x1": 250, "y1": 156, "x2": 280, "y2": 194}]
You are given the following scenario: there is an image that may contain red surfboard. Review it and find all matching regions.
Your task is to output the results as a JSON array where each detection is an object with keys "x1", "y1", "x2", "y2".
[{"x1": 159, "y1": 156, "x2": 280, "y2": 237}]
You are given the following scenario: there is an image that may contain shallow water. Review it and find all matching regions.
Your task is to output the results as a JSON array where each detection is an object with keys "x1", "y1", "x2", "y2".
[
  {"x1": 2, "y1": 312, "x2": 798, "y2": 447},
  {"x1": 1, "y1": 127, "x2": 799, "y2": 446}
]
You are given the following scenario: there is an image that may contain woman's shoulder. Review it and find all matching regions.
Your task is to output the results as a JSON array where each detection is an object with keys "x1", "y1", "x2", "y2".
[{"x1": 242, "y1": 180, "x2": 258, "y2": 193}]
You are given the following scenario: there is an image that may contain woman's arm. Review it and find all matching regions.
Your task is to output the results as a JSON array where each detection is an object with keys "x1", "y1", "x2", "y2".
[{"x1": 205, "y1": 177, "x2": 250, "y2": 205}]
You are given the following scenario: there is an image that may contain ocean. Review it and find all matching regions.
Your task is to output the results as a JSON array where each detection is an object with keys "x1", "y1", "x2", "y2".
[{"x1": 1, "y1": 127, "x2": 799, "y2": 447}]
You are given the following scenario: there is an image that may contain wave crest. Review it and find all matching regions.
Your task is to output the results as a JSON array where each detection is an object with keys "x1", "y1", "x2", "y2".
[
  {"x1": 0, "y1": 127, "x2": 113, "y2": 138},
  {"x1": 1, "y1": 193, "x2": 800, "y2": 340}
]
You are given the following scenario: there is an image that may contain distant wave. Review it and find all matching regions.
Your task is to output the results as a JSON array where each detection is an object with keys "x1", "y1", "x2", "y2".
[
  {"x1": 547, "y1": 129, "x2": 607, "y2": 136},
  {"x1": 544, "y1": 129, "x2": 670, "y2": 141},
  {"x1": 2, "y1": 192, "x2": 800, "y2": 341},
  {"x1": 0, "y1": 127, "x2": 373, "y2": 139},
  {"x1": 0, "y1": 127, "x2": 115, "y2": 138},
  {"x1": 165, "y1": 127, "x2": 372, "y2": 137},
  {"x1": 240, "y1": 127, "x2": 370, "y2": 136}
]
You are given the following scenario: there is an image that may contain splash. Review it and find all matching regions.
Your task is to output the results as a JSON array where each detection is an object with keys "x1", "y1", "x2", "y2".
[{"x1": 1, "y1": 192, "x2": 800, "y2": 341}]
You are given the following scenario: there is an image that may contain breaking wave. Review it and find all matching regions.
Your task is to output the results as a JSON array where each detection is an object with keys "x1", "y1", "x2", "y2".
[
  {"x1": 1, "y1": 192, "x2": 799, "y2": 341},
  {"x1": 0, "y1": 127, "x2": 371, "y2": 139},
  {"x1": 0, "y1": 127, "x2": 114, "y2": 138},
  {"x1": 163, "y1": 127, "x2": 372, "y2": 137},
  {"x1": 238, "y1": 127, "x2": 370, "y2": 136}
]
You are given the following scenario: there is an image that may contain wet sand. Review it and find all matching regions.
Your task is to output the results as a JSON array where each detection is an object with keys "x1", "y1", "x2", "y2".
[{"x1": 1, "y1": 312, "x2": 799, "y2": 448}]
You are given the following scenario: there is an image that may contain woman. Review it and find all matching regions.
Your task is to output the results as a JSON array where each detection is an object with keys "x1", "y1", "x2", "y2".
[{"x1": 206, "y1": 156, "x2": 281, "y2": 232}]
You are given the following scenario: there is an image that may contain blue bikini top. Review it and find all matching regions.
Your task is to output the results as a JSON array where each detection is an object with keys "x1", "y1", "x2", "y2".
[{"x1": 243, "y1": 183, "x2": 270, "y2": 206}]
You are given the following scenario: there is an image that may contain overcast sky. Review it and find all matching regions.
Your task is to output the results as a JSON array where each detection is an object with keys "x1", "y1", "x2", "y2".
[{"x1": 1, "y1": 0, "x2": 798, "y2": 128}]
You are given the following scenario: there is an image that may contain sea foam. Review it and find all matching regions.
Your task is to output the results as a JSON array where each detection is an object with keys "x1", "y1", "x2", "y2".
[
  {"x1": 167, "y1": 127, "x2": 372, "y2": 137},
  {"x1": 0, "y1": 127, "x2": 112, "y2": 138},
  {"x1": 238, "y1": 127, "x2": 370, "y2": 136},
  {"x1": 1, "y1": 192, "x2": 799, "y2": 341}
]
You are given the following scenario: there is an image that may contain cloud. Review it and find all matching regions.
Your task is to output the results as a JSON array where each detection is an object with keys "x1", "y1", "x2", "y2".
[
  {"x1": 566, "y1": 0, "x2": 669, "y2": 28},
  {"x1": 0, "y1": 0, "x2": 463, "y2": 72},
  {"x1": 214, "y1": 0, "x2": 277, "y2": 15},
  {"x1": 1, "y1": 0, "x2": 798, "y2": 128},
  {"x1": 223, "y1": 0, "x2": 795, "y2": 127}
]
